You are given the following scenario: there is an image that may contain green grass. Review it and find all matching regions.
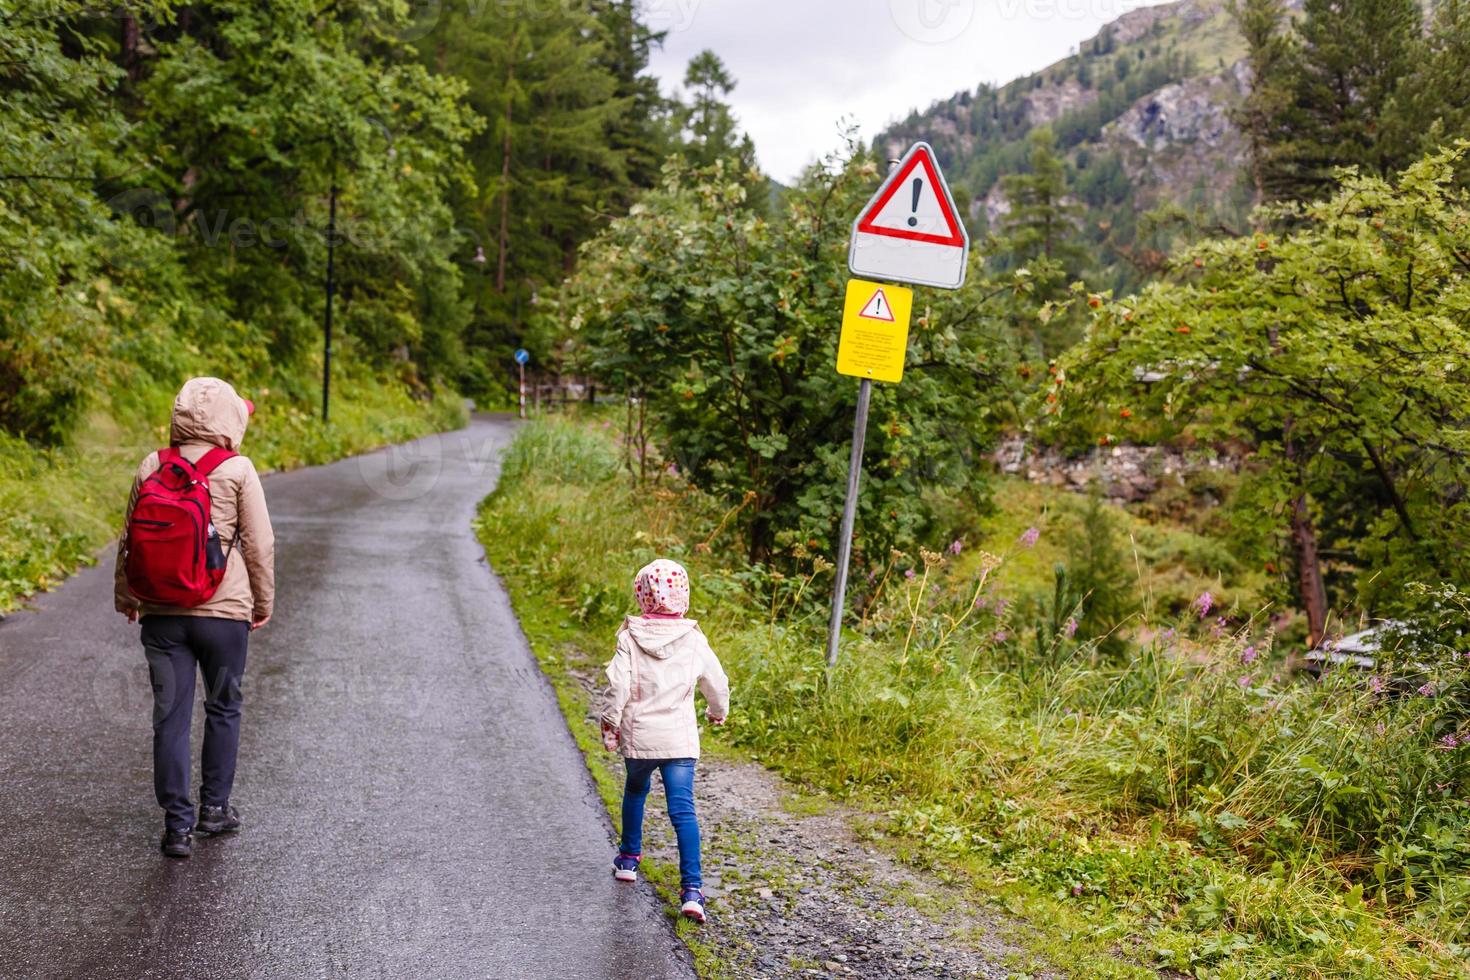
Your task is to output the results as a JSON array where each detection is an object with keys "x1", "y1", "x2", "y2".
[
  {"x1": 478, "y1": 416, "x2": 1470, "y2": 980},
  {"x1": 956, "y1": 477, "x2": 1269, "y2": 621},
  {"x1": 0, "y1": 374, "x2": 466, "y2": 612}
]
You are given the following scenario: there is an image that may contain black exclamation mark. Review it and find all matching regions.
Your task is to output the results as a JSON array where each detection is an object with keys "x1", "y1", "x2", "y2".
[{"x1": 908, "y1": 178, "x2": 922, "y2": 227}]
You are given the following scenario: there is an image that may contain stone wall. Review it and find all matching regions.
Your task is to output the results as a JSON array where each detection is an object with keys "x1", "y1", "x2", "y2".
[{"x1": 993, "y1": 437, "x2": 1241, "y2": 503}]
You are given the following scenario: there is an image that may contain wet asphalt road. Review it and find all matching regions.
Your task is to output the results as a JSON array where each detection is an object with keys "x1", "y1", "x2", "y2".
[{"x1": 0, "y1": 415, "x2": 693, "y2": 979}]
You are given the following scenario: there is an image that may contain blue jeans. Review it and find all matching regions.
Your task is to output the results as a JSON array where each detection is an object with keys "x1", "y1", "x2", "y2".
[{"x1": 620, "y1": 758, "x2": 701, "y2": 889}]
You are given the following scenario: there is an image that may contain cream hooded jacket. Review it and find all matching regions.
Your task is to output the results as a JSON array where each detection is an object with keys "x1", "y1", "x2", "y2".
[
  {"x1": 114, "y1": 377, "x2": 275, "y2": 623},
  {"x1": 598, "y1": 616, "x2": 731, "y2": 760}
]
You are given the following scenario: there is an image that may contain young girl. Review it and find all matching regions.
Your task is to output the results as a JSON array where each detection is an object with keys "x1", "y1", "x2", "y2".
[{"x1": 598, "y1": 558, "x2": 730, "y2": 923}]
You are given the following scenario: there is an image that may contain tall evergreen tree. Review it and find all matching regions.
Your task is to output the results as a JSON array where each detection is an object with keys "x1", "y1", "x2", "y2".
[
  {"x1": 994, "y1": 128, "x2": 1086, "y2": 281},
  {"x1": 1392, "y1": 0, "x2": 1470, "y2": 160},
  {"x1": 676, "y1": 50, "x2": 756, "y2": 170},
  {"x1": 427, "y1": 2, "x2": 635, "y2": 392},
  {"x1": 1287, "y1": 0, "x2": 1421, "y2": 198},
  {"x1": 588, "y1": 0, "x2": 672, "y2": 198},
  {"x1": 1229, "y1": 0, "x2": 1299, "y2": 204},
  {"x1": 992, "y1": 128, "x2": 1087, "y2": 355}
]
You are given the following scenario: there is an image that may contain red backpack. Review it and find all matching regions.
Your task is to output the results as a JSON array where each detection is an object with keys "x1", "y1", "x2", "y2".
[{"x1": 124, "y1": 447, "x2": 237, "y2": 608}]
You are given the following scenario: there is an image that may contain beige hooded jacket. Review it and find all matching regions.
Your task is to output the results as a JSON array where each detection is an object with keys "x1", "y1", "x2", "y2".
[
  {"x1": 114, "y1": 377, "x2": 275, "y2": 623},
  {"x1": 599, "y1": 616, "x2": 731, "y2": 760}
]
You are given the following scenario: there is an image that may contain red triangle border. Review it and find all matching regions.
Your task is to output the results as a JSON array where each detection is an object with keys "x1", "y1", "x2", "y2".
[
  {"x1": 856, "y1": 148, "x2": 966, "y2": 248},
  {"x1": 859, "y1": 288, "x2": 896, "y2": 321}
]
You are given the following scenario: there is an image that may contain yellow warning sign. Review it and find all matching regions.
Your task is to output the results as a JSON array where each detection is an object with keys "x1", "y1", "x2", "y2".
[{"x1": 836, "y1": 278, "x2": 912, "y2": 384}]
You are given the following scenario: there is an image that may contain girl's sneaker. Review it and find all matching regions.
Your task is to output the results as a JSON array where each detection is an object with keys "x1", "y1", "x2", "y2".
[
  {"x1": 613, "y1": 853, "x2": 641, "y2": 882},
  {"x1": 679, "y1": 888, "x2": 706, "y2": 923}
]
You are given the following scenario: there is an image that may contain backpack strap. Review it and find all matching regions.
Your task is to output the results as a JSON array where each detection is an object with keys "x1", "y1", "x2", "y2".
[{"x1": 194, "y1": 447, "x2": 238, "y2": 477}]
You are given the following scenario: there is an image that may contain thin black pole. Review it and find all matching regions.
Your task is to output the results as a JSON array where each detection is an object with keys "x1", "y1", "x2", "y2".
[{"x1": 322, "y1": 179, "x2": 338, "y2": 423}]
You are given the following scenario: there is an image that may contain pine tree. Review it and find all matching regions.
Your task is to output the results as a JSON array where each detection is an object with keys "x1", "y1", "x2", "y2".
[
  {"x1": 1392, "y1": 0, "x2": 1470, "y2": 160},
  {"x1": 992, "y1": 128, "x2": 1088, "y2": 355},
  {"x1": 429, "y1": 2, "x2": 634, "y2": 389},
  {"x1": 1288, "y1": 0, "x2": 1422, "y2": 198},
  {"x1": 994, "y1": 128, "x2": 1086, "y2": 283},
  {"x1": 676, "y1": 50, "x2": 756, "y2": 170},
  {"x1": 1229, "y1": 0, "x2": 1299, "y2": 204},
  {"x1": 587, "y1": 0, "x2": 672, "y2": 198}
]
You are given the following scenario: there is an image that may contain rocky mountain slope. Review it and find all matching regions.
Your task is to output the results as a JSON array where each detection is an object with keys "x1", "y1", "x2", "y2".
[{"x1": 877, "y1": 0, "x2": 1272, "y2": 285}]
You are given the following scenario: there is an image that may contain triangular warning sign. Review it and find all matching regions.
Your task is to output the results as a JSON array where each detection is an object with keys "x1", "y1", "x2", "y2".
[
  {"x1": 855, "y1": 145, "x2": 966, "y2": 248},
  {"x1": 858, "y1": 288, "x2": 896, "y2": 322}
]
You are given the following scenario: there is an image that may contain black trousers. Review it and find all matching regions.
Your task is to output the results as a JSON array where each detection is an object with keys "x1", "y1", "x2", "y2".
[{"x1": 140, "y1": 615, "x2": 249, "y2": 832}]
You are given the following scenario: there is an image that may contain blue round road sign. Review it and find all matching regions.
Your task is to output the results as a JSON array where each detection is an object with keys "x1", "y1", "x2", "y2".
[{"x1": 514, "y1": 348, "x2": 530, "y2": 365}]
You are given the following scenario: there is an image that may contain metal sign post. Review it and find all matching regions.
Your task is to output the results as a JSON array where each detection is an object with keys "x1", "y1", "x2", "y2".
[
  {"x1": 825, "y1": 278, "x2": 914, "y2": 669},
  {"x1": 514, "y1": 348, "x2": 530, "y2": 419},
  {"x1": 825, "y1": 377, "x2": 872, "y2": 668},
  {"x1": 826, "y1": 146, "x2": 968, "y2": 671}
]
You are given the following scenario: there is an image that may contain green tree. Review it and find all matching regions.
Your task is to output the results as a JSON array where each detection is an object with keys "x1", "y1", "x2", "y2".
[
  {"x1": 127, "y1": 0, "x2": 477, "y2": 380},
  {"x1": 991, "y1": 127, "x2": 1087, "y2": 356},
  {"x1": 589, "y1": 0, "x2": 674, "y2": 198},
  {"x1": 676, "y1": 50, "x2": 756, "y2": 171},
  {"x1": 1391, "y1": 0, "x2": 1470, "y2": 161},
  {"x1": 425, "y1": 1, "x2": 638, "y2": 394},
  {"x1": 1286, "y1": 0, "x2": 1422, "y2": 199},
  {"x1": 1053, "y1": 147, "x2": 1470, "y2": 641},
  {"x1": 1229, "y1": 0, "x2": 1298, "y2": 205},
  {"x1": 0, "y1": 1, "x2": 157, "y2": 440}
]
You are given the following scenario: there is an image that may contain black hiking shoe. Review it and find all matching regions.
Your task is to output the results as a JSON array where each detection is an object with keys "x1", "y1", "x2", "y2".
[
  {"x1": 196, "y1": 804, "x2": 241, "y2": 836},
  {"x1": 161, "y1": 829, "x2": 193, "y2": 859}
]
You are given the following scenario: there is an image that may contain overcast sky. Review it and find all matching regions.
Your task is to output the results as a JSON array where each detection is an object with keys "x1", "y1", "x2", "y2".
[{"x1": 645, "y1": 0, "x2": 1174, "y2": 182}]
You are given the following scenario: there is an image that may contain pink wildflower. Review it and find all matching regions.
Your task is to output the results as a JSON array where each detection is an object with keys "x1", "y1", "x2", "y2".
[
  {"x1": 1240, "y1": 645, "x2": 1258, "y2": 665},
  {"x1": 949, "y1": 539, "x2": 963, "y2": 556},
  {"x1": 1193, "y1": 592, "x2": 1214, "y2": 618},
  {"x1": 1368, "y1": 675, "x2": 1386, "y2": 694},
  {"x1": 904, "y1": 568, "x2": 916, "y2": 581},
  {"x1": 1237, "y1": 674, "x2": 1252, "y2": 688},
  {"x1": 993, "y1": 630, "x2": 1008, "y2": 643},
  {"x1": 1063, "y1": 617, "x2": 1078, "y2": 639},
  {"x1": 1018, "y1": 526, "x2": 1040, "y2": 549},
  {"x1": 1418, "y1": 682, "x2": 1436, "y2": 698},
  {"x1": 1438, "y1": 734, "x2": 1459, "y2": 750}
]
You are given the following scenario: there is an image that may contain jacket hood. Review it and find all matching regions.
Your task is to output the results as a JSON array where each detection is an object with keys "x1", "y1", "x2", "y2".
[
  {"x1": 170, "y1": 377, "x2": 250, "y2": 451},
  {"x1": 623, "y1": 615, "x2": 699, "y2": 658}
]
